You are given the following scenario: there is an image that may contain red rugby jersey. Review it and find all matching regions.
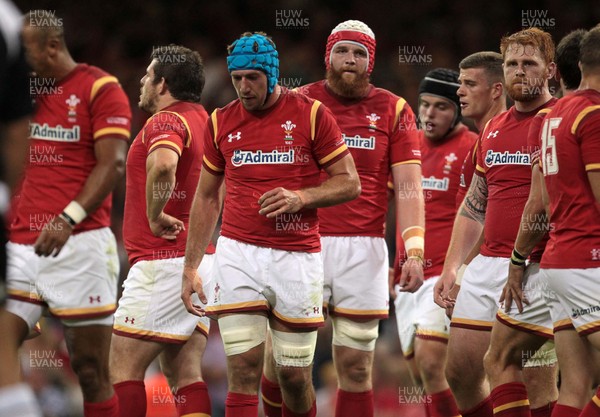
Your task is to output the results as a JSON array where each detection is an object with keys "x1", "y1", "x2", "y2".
[
  {"x1": 540, "y1": 90, "x2": 600, "y2": 269},
  {"x1": 420, "y1": 126, "x2": 476, "y2": 278},
  {"x1": 10, "y1": 64, "x2": 131, "y2": 244},
  {"x1": 522, "y1": 107, "x2": 554, "y2": 261},
  {"x1": 475, "y1": 99, "x2": 557, "y2": 260},
  {"x1": 395, "y1": 127, "x2": 475, "y2": 279},
  {"x1": 124, "y1": 102, "x2": 216, "y2": 265},
  {"x1": 527, "y1": 108, "x2": 553, "y2": 167},
  {"x1": 299, "y1": 81, "x2": 420, "y2": 237},
  {"x1": 456, "y1": 136, "x2": 480, "y2": 208},
  {"x1": 202, "y1": 89, "x2": 349, "y2": 252}
]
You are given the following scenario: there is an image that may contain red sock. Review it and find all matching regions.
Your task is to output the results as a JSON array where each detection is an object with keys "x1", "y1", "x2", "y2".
[
  {"x1": 175, "y1": 381, "x2": 211, "y2": 417},
  {"x1": 282, "y1": 400, "x2": 316, "y2": 417},
  {"x1": 427, "y1": 388, "x2": 461, "y2": 417},
  {"x1": 334, "y1": 389, "x2": 373, "y2": 417},
  {"x1": 490, "y1": 382, "x2": 530, "y2": 417},
  {"x1": 261, "y1": 375, "x2": 282, "y2": 417},
  {"x1": 580, "y1": 388, "x2": 600, "y2": 417},
  {"x1": 84, "y1": 392, "x2": 119, "y2": 417},
  {"x1": 225, "y1": 392, "x2": 258, "y2": 417},
  {"x1": 531, "y1": 401, "x2": 555, "y2": 417},
  {"x1": 461, "y1": 396, "x2": 493, "y2": 417},
  {"x1": 550, "y1": 403, "x2": 581, "y2": 417},
  {"x1": 114, "y1": 381, "x2": 146, "y2": 417}
]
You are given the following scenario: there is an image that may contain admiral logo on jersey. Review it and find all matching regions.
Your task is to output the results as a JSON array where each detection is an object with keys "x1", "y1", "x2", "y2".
[
  {"x1": 29, "y1": 122, "x2": 81, "y2": 142},
  {"x1": 231, "y1": 149, "x2": 295, "y2": 167},
  {"x1": 342, "y1": 133, "x2": 375, "y2": 150},
  {"x1": 422, "y1": 176, "x2": 449, "y2": 191},
  {"x1": 484, "y1": 150, "x2": 530, "y2": 167}
]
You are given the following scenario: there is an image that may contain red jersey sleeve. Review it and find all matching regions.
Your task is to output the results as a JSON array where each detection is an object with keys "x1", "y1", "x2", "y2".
[
  {"x1": 475, "y1": 128, "x2": 489, "y2": 178},
  {"x1": 456, "y1": 142, "x2": 476, "y2": 209},
  {"x1": 311, "y1": 102, "x2": 349, "y2": 168},
  {"x1": 528, "y1": 108, "x2": 551, "y2": 167},
  {"x1": 391, "y1": 99, "x2": 421, "y2": 166},
  {"x1": 142, "y1": 111, "x2": 188, "y2": 156},
  {"x1": 475, "y1": 119, "x2": 495, "y2": 177},
  {"x1": 576, "y1": 107, "x2": 600, "y2": 172},
  {"x1": 202, "y1": 110, "x2": 226, "y2": 175},
  {"x1": 89, "y1": 78, "x2": 131, "y2": 141}
]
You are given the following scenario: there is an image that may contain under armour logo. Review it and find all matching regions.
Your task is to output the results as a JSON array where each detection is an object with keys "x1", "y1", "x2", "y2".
[
  {"x1": 125, "y1": 317, "x2": 135, "y2": 324},
  {"x1": 313, "y1": 307, "x2": 320, "y2": 314},
  {"x1": 487, "y1": 130, "x2": 499, "y2": 139},
  {"x1": 227, "y1": 131, "x2": 241, "y2": 142},
  {"x1": 592, "y1": 248, "x2": 600, "y2": 261},
  {"x1": 89, "y1": 295, "x2": 101, "y2": 303}
]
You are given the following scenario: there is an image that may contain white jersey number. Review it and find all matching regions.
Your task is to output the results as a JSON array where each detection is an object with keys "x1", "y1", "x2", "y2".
[{"x1": 541, "y1": 117, "x2": 562, "y2": 176}]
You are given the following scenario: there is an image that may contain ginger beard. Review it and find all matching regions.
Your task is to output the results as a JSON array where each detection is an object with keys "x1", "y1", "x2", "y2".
[
  {"x1": 506, "y1": 76, "x2": 547, "y2": 102},
  {"x1": 326, "y1": 67, "x2": 370, "y2": 99}
]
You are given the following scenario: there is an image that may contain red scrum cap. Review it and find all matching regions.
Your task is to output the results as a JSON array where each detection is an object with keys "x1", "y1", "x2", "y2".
[{"x1": 325, "y1": 20, "x2": 376, "y2": 75}]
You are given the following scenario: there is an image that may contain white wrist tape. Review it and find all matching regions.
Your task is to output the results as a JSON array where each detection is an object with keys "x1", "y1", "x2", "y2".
[{"x1": 63, "y1": 201, "x2": 88, "y2": 224}]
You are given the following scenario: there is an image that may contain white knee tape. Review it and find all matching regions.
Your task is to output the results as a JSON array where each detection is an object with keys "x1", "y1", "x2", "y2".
[
  {"x1": 270, "y1": 329, "x2": 317, "y2": 368},
  {"x1": 218, "y1": 314, "x2": 267, "y2": 356},
  {"x1": 332, "y1": 317, "x2": 379, "y2": 351}
]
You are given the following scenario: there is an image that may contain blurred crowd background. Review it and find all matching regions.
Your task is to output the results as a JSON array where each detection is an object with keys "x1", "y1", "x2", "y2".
[{"x1": 11, "y1": 0, "x2": 600, "y2": 415}]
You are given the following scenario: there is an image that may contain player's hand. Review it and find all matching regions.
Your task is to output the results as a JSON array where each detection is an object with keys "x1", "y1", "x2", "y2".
[
  {"x1": 500, "y1": 263, "x2": 529, "y2": 314},
  {"x1": 445, "y1": 284, "x2": 460, "y2": 319},
  {"x1": 398, "y1": 257, "x2": 423, "y2": 293},
  {"x1": 434, "y1": 271, "x2": 456, "y2": 309},
  {"x1": 181, "y1": 265, "x2": 207, "y2": 317},
  {"x1": 149, "y1": 212, "x2": 185, "y2": 240},
  {"x1": 258, "y1": 187, "x2": 304, "y2": 218},
  {"x1": 34, "y1": 216, "x2": 73, "y2": 257}
]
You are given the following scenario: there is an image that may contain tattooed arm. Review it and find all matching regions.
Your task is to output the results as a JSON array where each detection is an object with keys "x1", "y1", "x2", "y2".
[{"x1": 460, "y1": 173, "x2": 488, "y2": 224}]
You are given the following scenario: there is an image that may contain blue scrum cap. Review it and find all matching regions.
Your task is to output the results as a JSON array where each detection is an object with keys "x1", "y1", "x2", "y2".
[{"x1": 227, "y1": 33, "x2": 279, "y2": 93}]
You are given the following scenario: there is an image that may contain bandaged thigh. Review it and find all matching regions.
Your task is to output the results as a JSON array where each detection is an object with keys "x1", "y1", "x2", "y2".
[
  {"x1": 332, "y1": 316, "x2": 379, "y2": 351},
  {"x1": 218, "y1": 314, "x2": 267, "y2": 356},
  {"x1": 270, "y1": 328, "x2": 317, "y2": 367}
]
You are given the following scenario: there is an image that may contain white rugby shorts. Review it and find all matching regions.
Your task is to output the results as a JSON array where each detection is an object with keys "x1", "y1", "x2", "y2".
[
  {"x1": 6, "y1": 227, "x2": 119, "y2": 328},
  {"x1": 113, "y1": 255, "x2": 214, "y2": 343}
]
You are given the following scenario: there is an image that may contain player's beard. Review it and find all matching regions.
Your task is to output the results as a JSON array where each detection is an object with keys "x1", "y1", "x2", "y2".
[
  {"x1": 139, "y1": 85, "x2": 159, "y2": 113},
  {"x1": 506, "y1": 78, "x2": 544, "y2": 103},
  {"x1": 326, "y1": 68, "x2": 370, "y2": 99}
]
